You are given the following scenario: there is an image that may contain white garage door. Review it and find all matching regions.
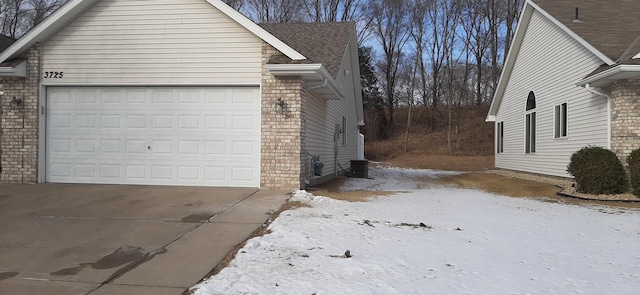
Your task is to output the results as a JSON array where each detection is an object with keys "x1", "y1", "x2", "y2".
[{"x1": 46, "y1": 87, "x2": 261, "y2": 187}]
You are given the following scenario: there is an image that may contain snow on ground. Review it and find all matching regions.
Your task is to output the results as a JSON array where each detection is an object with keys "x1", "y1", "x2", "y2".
[{"x1": 192, "y1": 167, "x2": 640, "y2": 295}]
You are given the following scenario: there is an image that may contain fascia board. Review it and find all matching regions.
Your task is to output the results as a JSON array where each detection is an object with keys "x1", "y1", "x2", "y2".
[
  {"x1": 266, "y1": 63, "x2": 345, "y2": 99},
  {"x1": 576, "y1": 65, "x2": 640, "y2": 86},
  {"x1": 0, "y1": 60, "x2": 26, "y2": 77},
  {"x1": 265, "y1": 63, "x2": 323, "y2": 76}
]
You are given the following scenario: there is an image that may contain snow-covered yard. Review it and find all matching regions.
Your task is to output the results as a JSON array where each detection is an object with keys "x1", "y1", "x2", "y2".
[{"x1": 192, "y1": 167, "x2": 640, "y2": 295}]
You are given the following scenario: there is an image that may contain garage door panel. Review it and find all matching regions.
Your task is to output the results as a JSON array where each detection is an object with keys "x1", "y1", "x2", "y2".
[{"x1": 47, "y1": 87, "x2": 261, "y2": 187}]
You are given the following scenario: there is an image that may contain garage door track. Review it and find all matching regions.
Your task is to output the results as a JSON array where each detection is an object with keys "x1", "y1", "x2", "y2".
[{"x1": 0, "y1": 184, "x2": 289, "y2": 295}]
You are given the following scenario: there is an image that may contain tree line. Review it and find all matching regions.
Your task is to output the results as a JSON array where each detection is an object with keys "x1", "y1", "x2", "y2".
[
  {"x1": 1, "y1": 0, "x2": 523, "y2": 147},
  {"x1": 225, "y1": 0, "x2": 523, "y2": 144}
]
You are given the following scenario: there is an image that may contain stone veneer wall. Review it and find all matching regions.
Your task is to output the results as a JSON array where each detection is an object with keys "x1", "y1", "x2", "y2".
[
  {"x1": 610, "y1": 79, "x2": 640, "y2": 167},
  {"x1": 260, "y1": 42, "x2": 307, "y2": 190},
  {"x1": 0, "y1": 44, "x2": 40, "y2": 183}
]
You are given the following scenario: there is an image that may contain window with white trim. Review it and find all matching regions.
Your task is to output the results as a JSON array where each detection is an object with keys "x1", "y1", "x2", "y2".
[
  {"x1": 525, "y1": 91, "x2": 536, "y2": 154},
  {"x1": 497, "y1": 122, "x2": 504, "y2": 154},
  {"x1": 554, "y1": 102, "x2": 567, "y2": 138}
]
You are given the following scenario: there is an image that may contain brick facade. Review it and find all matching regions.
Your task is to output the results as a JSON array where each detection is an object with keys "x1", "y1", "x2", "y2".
[
  {"x1": 0, "y1": 44, "x2": 40, "y2": 183},
  {"x1": 610, "y1": 79, "x2": 640, "y2": 167},
  {"x1": 260, "y1": 42, "x2": 307, "y2": 191}
]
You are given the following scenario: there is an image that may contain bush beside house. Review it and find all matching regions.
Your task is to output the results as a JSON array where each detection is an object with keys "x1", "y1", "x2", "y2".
[{"x1": 567, "y1": 146, "x2": 628, "y2": 195}]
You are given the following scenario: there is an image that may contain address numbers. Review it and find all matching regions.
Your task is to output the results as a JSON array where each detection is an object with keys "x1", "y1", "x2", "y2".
[{"x1": 44, "y1": 71, "x2": 64, "y2": 78}]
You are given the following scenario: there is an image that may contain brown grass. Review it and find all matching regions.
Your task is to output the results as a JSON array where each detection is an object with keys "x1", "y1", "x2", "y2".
[
  {"x1": 364, "y1": 106, "x2": 495, "y2": 161},
  {"x1": 435, "y1": 172, "x2": 561, "y2": 199}
]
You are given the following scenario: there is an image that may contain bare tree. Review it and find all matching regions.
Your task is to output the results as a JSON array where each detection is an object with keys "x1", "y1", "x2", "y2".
[
  {"x1": 244, "y1": 0, "x2": 303, "y2": 23},
  {"x1": 409, "y1": 0, "x2": 433, "y2": 106},
  {"x1": 460, "y1": 0, "x2": 491, "y2": 106},
  {"x1": 370, "y1": 0, "x2": 410, "y2": 129},
  {"x1": 425, "y1": 0, "x2": 459, "y2": 129},
  {"x1": 222, "y1": 0, "x2": 244, "y2": 10},
  {"x1": 0, "y1": 0, "x2": 66, "y2": 38},
  {"x1": 301, "y1": 0, "x2": 372, "y2": 45}
]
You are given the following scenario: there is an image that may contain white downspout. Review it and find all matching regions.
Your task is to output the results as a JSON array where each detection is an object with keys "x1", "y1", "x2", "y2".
[
  {"x1": 584, "y1": 83, "x2": 611, "y2": 149},
  {"x1": 307, "y1": 78, "x2": 328, "y2": 90}
]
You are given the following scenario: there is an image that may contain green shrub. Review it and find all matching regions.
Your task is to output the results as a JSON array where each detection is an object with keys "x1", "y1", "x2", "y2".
[
  {"x1": 567, "y1": 146, "x2": 628, "y2": 194},
  {"x1": 627, "y1": 148, "x2": 640, "y2": 197}
]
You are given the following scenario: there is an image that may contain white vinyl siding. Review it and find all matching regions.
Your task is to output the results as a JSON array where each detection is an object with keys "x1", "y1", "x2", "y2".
[
  {"x1": 41, "y1": 0, "x2": 262, "y2": 85},
  {"x1": 494, "y1": 9, "x2": 609, "y2": 177},
  {"x1": 304, "y1": 32, "x2": 360, "y2": 180}
]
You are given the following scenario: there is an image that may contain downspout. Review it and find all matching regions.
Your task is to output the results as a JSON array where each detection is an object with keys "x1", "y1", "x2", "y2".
[
  {"x1": 307, "y1": 78, "x2": 328, "y2": 90},
  {"x1": 584, "y1": 83, "x2": 611, "y2": 149}
]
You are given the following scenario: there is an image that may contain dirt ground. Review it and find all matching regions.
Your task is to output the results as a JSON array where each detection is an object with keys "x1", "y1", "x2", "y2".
[{"x1": 316, "y1": 154, "x2": 640, "y2": 209}]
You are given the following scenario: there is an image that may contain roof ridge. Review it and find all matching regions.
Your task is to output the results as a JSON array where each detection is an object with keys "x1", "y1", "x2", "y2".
[{"x1": 617, "y1": 34, "x2": 640, "y2": 63}]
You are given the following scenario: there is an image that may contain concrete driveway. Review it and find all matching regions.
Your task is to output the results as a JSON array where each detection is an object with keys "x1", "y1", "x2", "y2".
[{"x1": 0, "y1": 184, "x2": 289, "y2": 295}]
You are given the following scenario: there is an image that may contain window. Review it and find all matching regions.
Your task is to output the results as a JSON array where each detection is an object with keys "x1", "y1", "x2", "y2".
[
  {"x1": 525, "y1": 112, "x2": 536, "y2": 153},
  {"x1": 497, "y1": 122, "x2": 504, "y2": 154},
  {"x1": 554, "y1": 102, "x2": 567, "y2": 138},
  {"x1": 525, "y1": 91, "x2": 536, "y2": 154},
  {"x1": 342, "y1": 117, "x2": 347, "y2": 146},
  {"x1": 526, "y1": 91, "x2": 536, "y2": 111}
]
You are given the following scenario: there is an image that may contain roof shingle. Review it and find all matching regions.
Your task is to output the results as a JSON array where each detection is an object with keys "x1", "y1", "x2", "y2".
[
  {"x1": 534, "y1": 0, "x2": 640, "y2": 63},
  {"x1": 0, "y1": 35, "x2": 16, "y2": 53},
  {"x1": 259, "y1": 22, "x2": 355, "y2": 77}
]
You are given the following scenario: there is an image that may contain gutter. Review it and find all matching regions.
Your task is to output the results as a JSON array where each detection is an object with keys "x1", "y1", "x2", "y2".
[
  {"x1": 307, "y1": 78, "x2": 327, "y2": 90},
  {"x1": 577, "y1": 65, "x2": 640, "y2": 86},
  {"x1": 266, "y1": 63, "x2": 345, "y2": 100},
  {"x1": 0, "y1": 60, "x2": 26, "y2": 77}
]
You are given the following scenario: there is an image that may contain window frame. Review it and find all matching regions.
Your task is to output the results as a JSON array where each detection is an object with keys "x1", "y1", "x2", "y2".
[
  {"x1": 525, "y1": 91, "x2": 536, "y2": 154},
  {"x1": 497, "y1": 121, "x2": 504, "y2": 154},
  {"x1": 554, "y1": 102, "x2": 568, "y2": 139}
]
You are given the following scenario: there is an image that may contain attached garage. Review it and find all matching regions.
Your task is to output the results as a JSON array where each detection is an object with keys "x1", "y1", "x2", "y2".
[
  {"x1": 0, "y1": 0, "x2": 364, "y2": 191},
  {"x1": 46, "y1": 87, "x2": 261, "y2": 187}
]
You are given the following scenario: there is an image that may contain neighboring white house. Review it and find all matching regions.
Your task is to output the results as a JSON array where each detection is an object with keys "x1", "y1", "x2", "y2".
[
  {"x1": 486, "y1": 0, "x2": 640, "y2": 178},
  {"x1": 0, "y1": 0, "x2": 364, "y2": 191}
]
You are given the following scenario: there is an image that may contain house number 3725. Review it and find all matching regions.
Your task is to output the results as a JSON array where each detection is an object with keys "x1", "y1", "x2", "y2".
[{"x1": 44, "y1": 71, "x2": 64, "y2": 78}]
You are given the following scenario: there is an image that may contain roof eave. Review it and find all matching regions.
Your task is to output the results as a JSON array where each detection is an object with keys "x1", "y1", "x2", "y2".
[
  {"x1": 266, "y1": 63, "x2": 345, "y2": 100},
  {"x1": 576, "y1": 65, "x2": 640, "y2": 87},
  {"x1": 0, "y1": 60, "x2": 26, "y2": 77}
]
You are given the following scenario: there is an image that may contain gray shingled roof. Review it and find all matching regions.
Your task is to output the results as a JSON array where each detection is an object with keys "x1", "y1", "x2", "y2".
[
  {"x1": 534, "y1": 0, "x2": 640, "y2": 63},
  {"x1": 259, "y1": 22, "x2": 355, "y2": 77},
  {"x1": 0, "y1": 35, "x2": 16, "y2": 53}
]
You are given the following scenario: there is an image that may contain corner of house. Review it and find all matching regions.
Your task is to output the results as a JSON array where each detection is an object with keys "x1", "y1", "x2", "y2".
[{"x1": 260, "y1": 42, "x2": 307, "y2": 191}]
